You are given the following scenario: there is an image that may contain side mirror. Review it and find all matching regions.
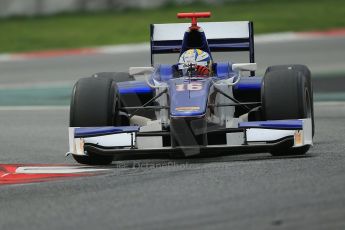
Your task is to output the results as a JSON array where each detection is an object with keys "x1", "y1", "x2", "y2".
[
  {"x1": 129, "y1": 67, "x2": 154, "y2": 76},
  {"x1": 232, "y1": 63, "x2": 257, "y2": 72}
]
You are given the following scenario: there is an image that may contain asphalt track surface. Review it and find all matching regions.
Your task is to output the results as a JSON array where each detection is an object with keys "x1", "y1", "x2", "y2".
[{"x1": 1, "y1": 37, "x2": 345, "y2": 229}]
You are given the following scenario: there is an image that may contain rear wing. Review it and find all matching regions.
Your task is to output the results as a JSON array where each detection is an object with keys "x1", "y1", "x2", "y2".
[{"x1": 150, "y1": 21, "x2": 255, "y2": 66}]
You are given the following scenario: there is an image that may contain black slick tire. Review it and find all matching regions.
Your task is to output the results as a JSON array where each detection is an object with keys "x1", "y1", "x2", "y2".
[
  {"x1": 69, "y1": 72, "x2": 132, "y2": 165},
  {"x1": 265, "y1": 64, "x2": 314, "y2": 136},
  {"x1": 261, "y1": 67, "x2": 313, "y2": 156}
]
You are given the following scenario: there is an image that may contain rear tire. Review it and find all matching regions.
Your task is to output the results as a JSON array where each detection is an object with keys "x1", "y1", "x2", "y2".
[
  {"x1": 261, "y1": 67, "x2": 313, "y2": 156},
  {"x1": 70, "y1": 72, "x2": 132, "y2": 165}
]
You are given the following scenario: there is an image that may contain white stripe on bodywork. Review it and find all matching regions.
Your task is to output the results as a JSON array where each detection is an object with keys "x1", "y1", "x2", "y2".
[
  {"x1": 83, "y1": 133, "x2": 135, "y2": 147},
  {"x1": 246, "y1": 129, "x2": 295, "y2": 142},
  {"x1": 246, "y1": 118, "x2": 313, "y2": 147},
  {"x1": 153, "y1": 22, "x2": 250, "y2": 41}
]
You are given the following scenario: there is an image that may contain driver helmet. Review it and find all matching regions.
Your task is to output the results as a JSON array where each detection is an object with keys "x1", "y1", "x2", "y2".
[{"x1": 178, "y1": 49, "x2": 212, "y2": 75}]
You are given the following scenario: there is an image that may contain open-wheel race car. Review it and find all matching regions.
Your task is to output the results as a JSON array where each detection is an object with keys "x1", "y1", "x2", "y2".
[{"x1": 68, "y1": 12, "x2": 314, "y2": 165}]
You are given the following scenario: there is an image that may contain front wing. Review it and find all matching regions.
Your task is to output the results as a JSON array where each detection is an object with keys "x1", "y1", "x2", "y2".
[{"x1": 68, "y1": 119, "x2": 312, "y2": 157}]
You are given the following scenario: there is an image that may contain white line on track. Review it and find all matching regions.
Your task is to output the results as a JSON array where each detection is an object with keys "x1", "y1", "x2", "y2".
[
  {"x1": 15, "y1": 166, "x2": 110, "y2": 174},
  {"x1": 97, "y1": 42, "x2": 149, "y2": 54},
  {"x1": 314, "y1": 101, "x2": 345, "y2": 106},
  {"x1": 0, "y1": 106, "x2": 69, "y2": 111},
  {"x1": 0, "y1": 81, "x2": 74, "y2": 90}
]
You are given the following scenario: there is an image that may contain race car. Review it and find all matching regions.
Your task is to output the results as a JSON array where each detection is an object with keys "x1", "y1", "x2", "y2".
[{"x1": 68, "y1": 12, "x2": 314, "y2": 165}]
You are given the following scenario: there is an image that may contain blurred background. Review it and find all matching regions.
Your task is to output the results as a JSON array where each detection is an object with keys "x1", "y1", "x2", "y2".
[
  {"x1": 0, "y1": 0, "x2": 248, "y2": 17},
  {"x1": 0, "y1": 0, "x2": 344, "y2": 106},
  {"x1": 0, "y1": 0, "x2": 345, "y2": 105},
  {"x1": 0, "y1": 0, "x2": 344, "y2": 52}
]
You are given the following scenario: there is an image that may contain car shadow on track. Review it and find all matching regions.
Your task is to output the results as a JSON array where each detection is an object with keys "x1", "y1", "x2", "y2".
[{"x1": 107, "y1": 152, "x2": 315, "y2": 169}]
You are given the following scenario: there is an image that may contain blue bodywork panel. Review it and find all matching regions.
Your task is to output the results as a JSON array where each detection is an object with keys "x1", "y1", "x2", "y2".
[
  {"x1": 75, "y1": 126, "x2": 140, "y2": 138},
  {"x1": 117, "y1": 81, "x2": 153, "y2": 94},
  {"x1": 238, "y1": 120, "x2": 303, "y2": 130},
  {"x1": 215, "y1": 62, "x2": 232, "y2": 79},
  {"x1": 169, "y1": 78, "x2": 213, "y2": 117},
  {"x1": 159, "y1": 64, "x2": 174, "y2": 82},
  {"x1": 180, "y1": 31, "x2": 213, "y2": 59},
  {"x1": 234, "y1": 76, "x2": 262, "y2": 91},
  {"x1": 116, "y1": 64, "x2": 261, "y2": 118}
]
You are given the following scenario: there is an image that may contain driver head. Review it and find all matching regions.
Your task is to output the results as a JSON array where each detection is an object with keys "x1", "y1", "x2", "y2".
[{"x1": 178, "y1": 49, "x2": 212, "y2": 76}]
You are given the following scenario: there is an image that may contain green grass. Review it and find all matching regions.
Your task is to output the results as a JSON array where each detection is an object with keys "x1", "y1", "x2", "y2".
[{"x1": 0, "y1": 0, "x2": 344, "y2": 53}]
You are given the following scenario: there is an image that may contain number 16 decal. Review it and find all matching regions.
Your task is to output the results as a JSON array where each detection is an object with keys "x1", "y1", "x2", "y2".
[{"x1": 176, "y1": 82, "x2": 203, "y2": 91}]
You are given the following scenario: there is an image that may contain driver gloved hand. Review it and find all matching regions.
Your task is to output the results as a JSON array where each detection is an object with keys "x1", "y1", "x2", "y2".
[{"x1": 195, "y1": 65, "x2": 210, "y2": 75}]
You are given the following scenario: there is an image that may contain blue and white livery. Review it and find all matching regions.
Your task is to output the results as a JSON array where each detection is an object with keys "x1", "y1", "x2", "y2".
[{"x1": 68, "y1": 12, "x2": 314, "y2": 165}]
